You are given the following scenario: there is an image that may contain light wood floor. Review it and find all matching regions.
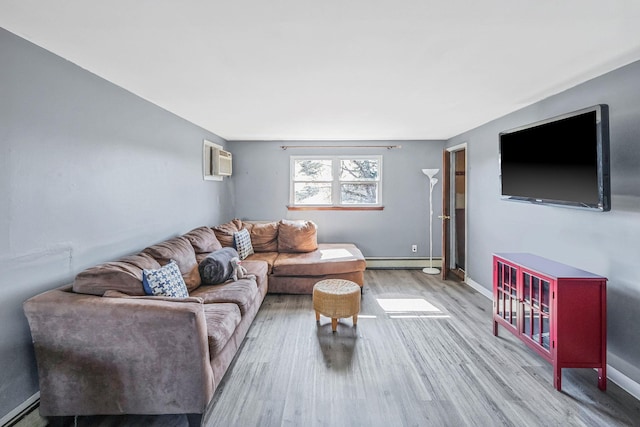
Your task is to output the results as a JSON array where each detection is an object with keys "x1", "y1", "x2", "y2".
[{"x1": 52, "y1": 270, "x2": 640, "y2": 426}]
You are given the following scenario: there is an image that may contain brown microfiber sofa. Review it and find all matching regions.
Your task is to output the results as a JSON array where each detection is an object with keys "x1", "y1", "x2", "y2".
[
  {"x1": 213, "y1": 219, "x2": 366, "y2": 294},
  {"x1": 23, "y1": 219, "x2": 365, "y2": 426}
]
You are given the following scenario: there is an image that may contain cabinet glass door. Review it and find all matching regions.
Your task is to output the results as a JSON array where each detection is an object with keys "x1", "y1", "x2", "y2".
[
  {"x1": 496, "y1": 262, "x2": 518, "y2": 328},
  {"x1": 521, "y1": 272, "x2": 551, "y2": 351}
]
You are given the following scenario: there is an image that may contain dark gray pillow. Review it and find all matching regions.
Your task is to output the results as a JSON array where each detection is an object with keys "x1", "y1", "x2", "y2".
[{"x1": 199, "y1": 247, "x2": 238, "y2": 285}]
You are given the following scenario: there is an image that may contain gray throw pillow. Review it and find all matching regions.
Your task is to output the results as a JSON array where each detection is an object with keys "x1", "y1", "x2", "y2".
[{"x1": 199, "y1": 247, "x2": 238, "y2": 285}]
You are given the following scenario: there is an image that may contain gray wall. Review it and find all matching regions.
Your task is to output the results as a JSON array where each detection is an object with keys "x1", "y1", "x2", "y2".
[
  {"x1": 5, "y1": 20, "x2": 639, "y2": 418},
  {"x1": 447, "y1": 60, "x2": 640, "y2": 386},
  {"x1": 0, "y1": 28, "x2": 232, "y2": 419},
  {"x1": 228, "y1": 140, "x2": 445, "y2": 258}
]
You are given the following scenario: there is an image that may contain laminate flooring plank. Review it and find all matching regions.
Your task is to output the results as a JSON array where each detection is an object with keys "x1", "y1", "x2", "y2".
[{"x1": 52, "y1": 270, "x2": 640, "y2": 427}]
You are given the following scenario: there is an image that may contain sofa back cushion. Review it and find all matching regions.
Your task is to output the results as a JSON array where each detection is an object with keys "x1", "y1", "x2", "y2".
[
  {"x1": 143, "y1": 236, "x2": 197, "y2": 275},
  {"x1": 277, "y1": 219, "x2": 318, "y2": 253},
  {"x1": 183, "y1": 265, "x2": 202, "y2": 292},
  {"x1": 183, "y1": 226, "x2": 222, "y2": 254},
  {"x1": 247, "y1": 221, "x2": 279, "y2": 252},
  {"x1": 73, "y1": 253, "x2": 160, "y2": 296},
  {"x1": 212, "y1": 219, "x2": 243, "y2": 247}
]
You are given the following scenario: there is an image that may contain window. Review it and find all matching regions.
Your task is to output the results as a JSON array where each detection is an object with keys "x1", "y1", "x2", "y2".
[{"x1": 290, "y1": 156, "x2": 382, "y2": 209}]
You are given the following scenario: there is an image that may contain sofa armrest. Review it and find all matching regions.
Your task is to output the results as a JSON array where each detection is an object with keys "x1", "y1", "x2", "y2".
[{"x1": 23, "y1": 287, "x2": 214, "y2": 416}]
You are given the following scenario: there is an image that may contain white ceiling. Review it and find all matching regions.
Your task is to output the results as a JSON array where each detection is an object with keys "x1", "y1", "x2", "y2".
[{"x1": 3, "y1": 1, "x2": 640, "y2": 141}]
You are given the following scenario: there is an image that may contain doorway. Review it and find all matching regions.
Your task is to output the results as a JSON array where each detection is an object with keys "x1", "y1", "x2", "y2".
[{"x1": 445, "y1": 144, "x2": 467, "y2": 281}]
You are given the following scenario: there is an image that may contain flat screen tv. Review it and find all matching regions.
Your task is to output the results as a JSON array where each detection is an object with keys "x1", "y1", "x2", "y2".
[{"x1": 499, "y1": 104, "x2": 610, "y2": 211}]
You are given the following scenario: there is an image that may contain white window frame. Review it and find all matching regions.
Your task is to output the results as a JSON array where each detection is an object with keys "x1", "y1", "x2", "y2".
[{"x1": 289, "y1": 155, "x2": 383, "y2": 208}]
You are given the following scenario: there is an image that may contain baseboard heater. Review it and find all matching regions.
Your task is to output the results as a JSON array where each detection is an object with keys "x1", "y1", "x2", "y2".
[{"x1": 365, "y1": 257, "x2": 442, "y2": 269}]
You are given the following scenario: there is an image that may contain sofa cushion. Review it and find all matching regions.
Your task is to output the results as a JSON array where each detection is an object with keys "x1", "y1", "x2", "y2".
[
  {"x1": 233, "y1": 229, "x2": 254, "y2": 260},
  {"x1": 239, "y1": 259, "x2": 269, "y2": 291},
  {"x1": 143, "y1": 236, "x2": 197, "y2": 275},
  {"x1": 243, "y1": 252, "x2": 278, "y2": 274},
  {"x1": 183, "y1": 264, "x2": 202, "y2": 292},
  {"x1": 103, "y1": 289, "x2": 204, "y2": 304},
  {"x1": 212, "y1": 219, "x2": 243, "y2": 247},
  {"x1": 195, "y1": 252, "x2": 211, "y2": 263},
  {"x1": 247, "y1": 221, "x2": 279, "y2": 252},
  {"x1": 183, "y1": 226, "x2": 222, "y2": 254},
  {"x1": 73, "y1": 253, "x2": 161, "y2": 296},
  {"x1": 119, "y1": 252, "x2": 162, "y2": 271},
  {"x1": 142, "y1": 260, "x2": 189, "y2": 298},
  {"x1": 199, "y1": 248, "x2": 238, "y2": 285},
  {"x1": 203, "y1": 303, "x2": 242, "y2": 358},
  {"x1": 277, "y1": 219, "x2": 318, "y2": 253},
  {"x1": 190, "y1": 279, "x2": 259, "y2": 315},
  {"x1": 272, "y1": 243, "x2": 366, "y2": 277}
]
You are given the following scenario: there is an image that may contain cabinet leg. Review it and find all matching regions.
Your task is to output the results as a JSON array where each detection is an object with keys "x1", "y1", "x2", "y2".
[
  {"x1": 598, "y1": 366, "x2": 607, "y2": 391},
  {"x1": 493, "y1": 320, "x2": 498, "y2": 336},
  {"x1": 553, "y1": 365, "x2": 562, "y2": 391}
]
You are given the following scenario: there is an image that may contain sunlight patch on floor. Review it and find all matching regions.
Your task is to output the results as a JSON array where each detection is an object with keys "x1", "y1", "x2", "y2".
[
  {"x1": 389, "y1": 314, "x2": 450, "y2": 319},
  {"x1": 377, "y1": 298, "x2": 439, "y2": 312},
  {"x1": 376, "y1": 298, "x2": 450, "y2": 319}
]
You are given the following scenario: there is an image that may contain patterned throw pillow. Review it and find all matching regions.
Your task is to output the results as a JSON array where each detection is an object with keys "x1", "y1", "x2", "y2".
[
  {"x1": 233, "y1": 228, "x2": 254, "y2": 260},
  {"x1": 142, "y1": 260, "x2": 189, "y2": 298}
]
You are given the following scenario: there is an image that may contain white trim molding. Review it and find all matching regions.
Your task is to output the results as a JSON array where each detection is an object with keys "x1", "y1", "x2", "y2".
[
  {"x1": 366, "y1": 257, "x2": 441, "y2": 269},
  {"x1": 445, "y1": 143, "x2": 469, "y2": 281},
  {"x1": 0, "y1": 392, "x2": 40, "y2": 426},
  {"x1": 464, "y1": 276, "x2": 492, "y2": 299},
  {"x1": 608, "y1": 364, "x2": 640, "y2": 401}
]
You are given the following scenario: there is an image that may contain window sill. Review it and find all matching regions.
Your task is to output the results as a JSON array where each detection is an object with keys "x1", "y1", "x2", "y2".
[{"x1": 287, "y1": 206, "x2": 384, "y2": 211}]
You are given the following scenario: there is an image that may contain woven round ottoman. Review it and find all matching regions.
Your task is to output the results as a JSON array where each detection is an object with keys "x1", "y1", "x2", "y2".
[{"x1": 313, "y1": 279, "x2": 361, "y2": 332}]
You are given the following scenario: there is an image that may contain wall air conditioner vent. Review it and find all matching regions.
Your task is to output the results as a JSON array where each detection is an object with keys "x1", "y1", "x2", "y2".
[
  {"x1": 213, "y1": 149, "x2": 232, "y2": 176},
  {"x1": 203, "y1": 140, "x2": 231, "y2": 181}
]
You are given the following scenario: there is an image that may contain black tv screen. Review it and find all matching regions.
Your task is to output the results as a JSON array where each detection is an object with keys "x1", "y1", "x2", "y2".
[{"x1": 499, "y1": 104, "x2": 610, "y2": 211}]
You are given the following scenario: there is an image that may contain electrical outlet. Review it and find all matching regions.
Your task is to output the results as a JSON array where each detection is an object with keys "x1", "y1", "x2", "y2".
[{"x1": 411, "y1": 244, "x2": 418, "y2": 253}]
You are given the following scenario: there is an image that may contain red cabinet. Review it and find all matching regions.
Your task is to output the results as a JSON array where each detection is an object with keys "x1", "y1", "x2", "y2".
[{"x1": 492, "y1": 253, "x2": 607, "y2": 391}]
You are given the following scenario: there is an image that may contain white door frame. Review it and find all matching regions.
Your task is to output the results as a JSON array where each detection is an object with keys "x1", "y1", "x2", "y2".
[{"x1": 446, "y1": 143, "x2": 468, "y2": 282}]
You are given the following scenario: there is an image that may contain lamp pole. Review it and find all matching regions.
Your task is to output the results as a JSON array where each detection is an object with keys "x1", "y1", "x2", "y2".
[{"x1": 421, "y1": 169, "x2": 440, "y2": 275}]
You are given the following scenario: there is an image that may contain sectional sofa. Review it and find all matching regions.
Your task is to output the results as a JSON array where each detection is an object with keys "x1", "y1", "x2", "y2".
[
  {"x1": 23, "y1": 219, "x2": 366, "y2": 426},
  {"x1": 216, "y1": 219, "x2": 365, "y2": 293}
]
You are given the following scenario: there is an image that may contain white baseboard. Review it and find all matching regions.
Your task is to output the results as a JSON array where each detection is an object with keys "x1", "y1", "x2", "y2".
[
  {"x1": 466, "y1": 277, "x2": 640, "y2": 402},
  {"x1": 366, "y1": 257, "x2": 441, "y2": 269},
  {"x1": 607, "y1": 364, "x2": 640, "y2": 401},
  {"x1": 464, "y1": 277, "x2": 493, "y2": 299},
  {"x1": 0, "y1": 392, "x2": 40, "y2": 427}
]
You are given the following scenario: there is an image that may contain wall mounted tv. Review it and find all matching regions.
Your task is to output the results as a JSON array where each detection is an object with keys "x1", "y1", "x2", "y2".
[{"x1": 499, "y1": 104, "x2": 610, "y2": 211}]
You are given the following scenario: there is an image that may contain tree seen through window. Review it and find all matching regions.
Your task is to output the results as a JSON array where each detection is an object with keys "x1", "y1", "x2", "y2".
[{"x1": 291, "y1": 157, "x2": 381, "y2": 206}]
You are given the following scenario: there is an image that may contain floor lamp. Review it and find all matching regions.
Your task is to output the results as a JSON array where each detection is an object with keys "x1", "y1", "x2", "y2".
[{"x1": 422, "y1": 168, "x2": 440, "y2": 275}]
